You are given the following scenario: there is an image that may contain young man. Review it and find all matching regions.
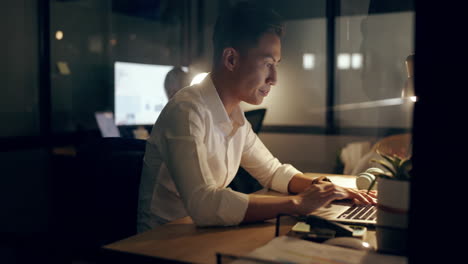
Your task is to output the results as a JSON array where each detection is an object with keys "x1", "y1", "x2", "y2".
[{"x1": 137, "y1": 2, "x2": 376, "y2": 232}]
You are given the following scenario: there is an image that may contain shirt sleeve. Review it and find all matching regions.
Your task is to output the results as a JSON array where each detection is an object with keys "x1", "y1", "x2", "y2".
[
  {"x1": 158, "y1": 101, "x2": 249, "y2": 227},
  {"x1": 240, "y1": 122, "x2": 302, "y2": 194}
]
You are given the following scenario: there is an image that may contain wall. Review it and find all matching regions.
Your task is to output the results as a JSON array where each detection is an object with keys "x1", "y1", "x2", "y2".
[
  {"x1": 0, "y1": 1, "x2": 50, "y2": 232},
  {"x1": 0, "y1": 0, "x2": 40, "y2": 138},
  {"x1": 259, "y1": 132, "x2": 378, "y2": 174},
  {"x1": 0, "y1": 4, "x2": 56, "y2": 263}
]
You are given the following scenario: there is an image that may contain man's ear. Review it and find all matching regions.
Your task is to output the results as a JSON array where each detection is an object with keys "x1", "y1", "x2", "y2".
[{"x1": 222, "y1": 47, "x2": 239, "y2": 71}]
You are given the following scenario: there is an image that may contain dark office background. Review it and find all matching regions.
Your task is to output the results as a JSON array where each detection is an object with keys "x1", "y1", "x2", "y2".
[{"x1": 0, "y1": 0, "x2": 466, "y2": 263}]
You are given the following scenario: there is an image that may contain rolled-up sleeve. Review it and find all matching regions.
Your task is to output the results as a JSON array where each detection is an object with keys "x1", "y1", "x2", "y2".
[
  {"x1": 159, "y1": 102, "x2": 249, "y2": 226},
  {"x1": 240, "y1": 124, "x2": 301, "y2": 194}
]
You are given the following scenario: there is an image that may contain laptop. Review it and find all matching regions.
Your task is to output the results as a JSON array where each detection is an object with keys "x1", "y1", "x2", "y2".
[
  {"x1": 95, "y1": 111, "x2": 121, "y2": 137},
  {"x1": 312, "y1": 200, "x2": 377, "y2": 226}
]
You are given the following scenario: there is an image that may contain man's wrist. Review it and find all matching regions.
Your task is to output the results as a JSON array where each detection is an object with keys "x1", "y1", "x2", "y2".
[
  {"x1": 311, "y1": 176, "x2": 331, "y2": 185},
  {"x1": 289, "y1": 195, "x2": 302, "y2": 215}
]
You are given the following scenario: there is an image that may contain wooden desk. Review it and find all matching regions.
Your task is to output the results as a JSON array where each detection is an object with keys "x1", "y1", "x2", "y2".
[{"x1": 103, "y1": 174, "x2": 375, "y2": 263}]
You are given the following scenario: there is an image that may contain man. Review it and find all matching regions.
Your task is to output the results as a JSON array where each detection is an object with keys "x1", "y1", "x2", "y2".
[
  {"x1": 137, "y1": 2, "x2": 376, "y2": 232},
  {"x1": 163, "y1": 66, "x2": 189, "y2": 99}
]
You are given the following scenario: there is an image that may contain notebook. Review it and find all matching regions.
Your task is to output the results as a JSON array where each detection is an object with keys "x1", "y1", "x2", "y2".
[{"x1": 312, "y1": 200, "x2": 377, "y2": 226}]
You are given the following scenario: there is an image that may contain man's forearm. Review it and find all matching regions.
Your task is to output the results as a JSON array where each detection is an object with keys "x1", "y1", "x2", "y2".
[
  {"x1": 241, "y1": 174, "x2": 337, "y2": 224},
  {"x1": 241, "y1": 194, "x2": 298, "y2": 224},
  {"x1": 287, "y1": 173, "x2": 314, "y2": 194},
  {"x1": 287, "y1": 173, "x2": 332, "y2": 194}
]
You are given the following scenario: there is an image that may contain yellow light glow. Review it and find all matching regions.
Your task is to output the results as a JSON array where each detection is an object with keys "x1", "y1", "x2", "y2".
[
  {"x1": 55, "y1": 30, "x2": 63, "y2": 40},
  {"x1": 190, "y1": 72, "x2": 209, "y2": 86},
  {"x1": 410, "y1": 96, "x2": 417, "y2": 102}
]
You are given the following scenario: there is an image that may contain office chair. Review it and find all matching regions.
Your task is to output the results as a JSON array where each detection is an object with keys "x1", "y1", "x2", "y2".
[
  {"x1": 244, "y1": 108, "x2": 266, "y2": 134},
  {"x1": 72, "y1": 137, "x2": 146, "y2": 252},
  {"x1": 229, "y1": 108, "x2": 267, "y2": 194}
]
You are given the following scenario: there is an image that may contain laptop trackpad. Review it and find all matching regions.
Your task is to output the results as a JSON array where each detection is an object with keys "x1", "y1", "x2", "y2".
[{"x1": 312, "y1": 203, "x2": 350, "y2": 219}]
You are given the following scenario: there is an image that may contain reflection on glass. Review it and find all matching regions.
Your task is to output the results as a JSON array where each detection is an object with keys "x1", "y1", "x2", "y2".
[
  {"x1": 49, "y1": 0, "x2": 188, "y2": 132},
  {"x1": 241, "y1": 17, "x2": 327, "y2": 127},
  {"x1": 55, "y1": 30, "x2": 63, "y2": 40},
  {"x1": 351, "y1": 53, "x2": 362, "y2": 69},
  {"x1": 337, "y1": 53, "x2": 351, "y2": 69},
  {"x1": 335, "y1": 11, "x2": 415, "y2": 129},
  {"x1": 302, "y1": 53, "x2": 315, "y2": 70}
]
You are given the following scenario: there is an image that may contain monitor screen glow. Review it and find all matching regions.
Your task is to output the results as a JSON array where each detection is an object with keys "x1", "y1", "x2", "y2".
[{"x1": 114, "y1": 61, "x2": 173, "y2": 125}]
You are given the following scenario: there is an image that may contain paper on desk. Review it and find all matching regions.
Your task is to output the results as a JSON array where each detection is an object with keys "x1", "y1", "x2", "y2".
[{"x1": 235, "y1": 236, "x2": 406, "y2": 264}]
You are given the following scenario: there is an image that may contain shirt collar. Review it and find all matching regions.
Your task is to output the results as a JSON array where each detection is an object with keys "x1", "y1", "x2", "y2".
[{"x1": 199, "y1": 73, "x2": 245, "y2": 134}]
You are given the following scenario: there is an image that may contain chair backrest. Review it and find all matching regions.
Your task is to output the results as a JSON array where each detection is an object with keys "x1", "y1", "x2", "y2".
[
  {"x1": 229, "y1": 109, "x2": 267, "y2": 194},
  {"x1": 73, "y1": 137, "x2": 146, "y2": 247},
  {"x1": 245, "y1": 108, "x2": 266, "y2": 134}
]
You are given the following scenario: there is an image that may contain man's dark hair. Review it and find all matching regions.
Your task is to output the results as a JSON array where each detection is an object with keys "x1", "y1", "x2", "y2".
[{"x1": 212, "y1": 1, "x2": 284, "y2": 65}]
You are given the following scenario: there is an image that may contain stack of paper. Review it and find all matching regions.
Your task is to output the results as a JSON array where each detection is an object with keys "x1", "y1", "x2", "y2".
[{"x1": 231, "y1": 236, "x2": 407, "y2": 264}]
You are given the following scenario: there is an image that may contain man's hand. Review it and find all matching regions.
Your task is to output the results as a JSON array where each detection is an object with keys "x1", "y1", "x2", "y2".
[
  {"x1": 334, "y1": 186, "x2": 377, "y2": 205},
  {"x1": 311, "y1": 175, "x2": 377, "y2": 205},
  {"x1": 311, "y1": 175, "x2": 331, "y2": 184},
  {"x1": 293, "y1": 181, "x2": 343, "y2": 215},
  {"x1": 293, "y1": 181, "x2": 377, "y2": 215}
]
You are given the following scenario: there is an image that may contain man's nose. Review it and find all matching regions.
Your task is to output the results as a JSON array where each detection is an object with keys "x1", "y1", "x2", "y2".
[{"x1": 266, "y1": 67, "x2": 277, "y2": 86}]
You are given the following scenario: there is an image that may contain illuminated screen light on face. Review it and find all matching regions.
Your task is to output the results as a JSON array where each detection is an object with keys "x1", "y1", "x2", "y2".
[{"x1": 114, "y1": 61, "x2": 173, "y2": 125}]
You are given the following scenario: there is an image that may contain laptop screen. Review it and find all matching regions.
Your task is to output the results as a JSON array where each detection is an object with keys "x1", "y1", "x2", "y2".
[{"x1": 95, "y1": 112, "x2": 121, "y2": 137}]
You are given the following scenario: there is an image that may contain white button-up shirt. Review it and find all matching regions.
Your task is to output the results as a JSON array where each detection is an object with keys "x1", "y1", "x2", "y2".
[{"x1": 137, "y1": 75, "x2": 301, "y2": 232}]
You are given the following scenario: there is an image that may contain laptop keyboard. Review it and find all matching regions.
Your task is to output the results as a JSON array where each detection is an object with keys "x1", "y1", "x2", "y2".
[{"x1": 337, "y1": 204, "x2": 377, "y2": 221}]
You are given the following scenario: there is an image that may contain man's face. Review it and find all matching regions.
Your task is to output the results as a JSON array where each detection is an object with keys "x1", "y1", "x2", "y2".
[{"x1": 233, "y1": 32, "x2": 281, "y2": 105}]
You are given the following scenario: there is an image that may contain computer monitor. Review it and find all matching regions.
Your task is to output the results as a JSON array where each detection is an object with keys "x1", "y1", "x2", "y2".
[{"x1": 114, "y1": 61, "x2": 173, "y2": 126}]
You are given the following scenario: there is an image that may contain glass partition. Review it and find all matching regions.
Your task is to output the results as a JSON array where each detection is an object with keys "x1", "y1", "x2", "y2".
[
  {"x1": 243, "y1": 16, "x2": 327, "y2": 127},
  {"x1": 49, "y1": 0, "x2": 189, "y2": 133},
  {"x1": 241, "y1": 0, "x2": 414, "y2": 137},
  {"x1": 335, "y1": 6, "x2": 414, "y2": 130},
  {"x1": 44, "y1": 0, "x2": 414, "y2": 175},
  {"x1": 0, "y1": 1, "x2": 40, "y2": 138}
]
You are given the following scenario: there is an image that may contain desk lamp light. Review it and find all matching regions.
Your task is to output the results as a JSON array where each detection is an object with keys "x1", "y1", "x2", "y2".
[{"x1": 401, "y1": 54, "x2": 416, "y2": 102}]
